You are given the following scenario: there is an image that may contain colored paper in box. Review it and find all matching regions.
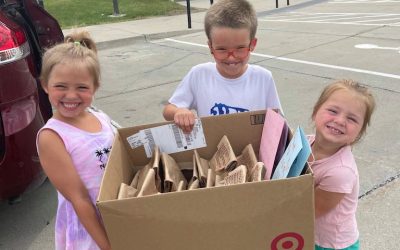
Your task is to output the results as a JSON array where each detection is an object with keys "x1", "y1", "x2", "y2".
[
  {"x1": 287, "y1": 127, "x2": 311, "y2": 178},
  {"x1": 259, "y1": 109, "x2": 285, "y2": 180},
  {"x1": 272, "y1": 126, "x2": 310, "y2": 180}
]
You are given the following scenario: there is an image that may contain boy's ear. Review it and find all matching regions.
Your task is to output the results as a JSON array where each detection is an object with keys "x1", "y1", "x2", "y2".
[
  {"x1": 250, "y1": 38, "x2": 258, "y2": 51},
  {"x1": 207, "y1": 40, "x2": 213, "y2": 53}
]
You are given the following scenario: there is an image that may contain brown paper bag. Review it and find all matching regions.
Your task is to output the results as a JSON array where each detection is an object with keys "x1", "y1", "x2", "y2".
[
  {"x1": 161, "y1": 153, "x2": 187, "y2": 192},
  {"x1": 131, "y1": 146, "x2": 161, "y2": 194},
  {"x1": 137, "y1": 169, "x2": 159, "y2": 197},
  {"x1": 117, "y1": 183, "x2": 138, "y2": 199},
  {"x1": 209, "y1": 135, "x2": 237, "y2": 172}
]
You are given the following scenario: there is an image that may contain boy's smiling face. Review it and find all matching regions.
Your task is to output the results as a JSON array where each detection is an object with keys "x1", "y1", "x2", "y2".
[{"x1": 208, "y1": 27, "x2": 256, "y2": 79}]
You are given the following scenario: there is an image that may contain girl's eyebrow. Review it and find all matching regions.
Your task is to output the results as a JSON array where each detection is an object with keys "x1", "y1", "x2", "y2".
[
  {"x1": 348, "y1": 112, "x2": 362, "y2": 121},
  {"x1": 325, "y1": 104, "x2": 339, "y2": 109}
]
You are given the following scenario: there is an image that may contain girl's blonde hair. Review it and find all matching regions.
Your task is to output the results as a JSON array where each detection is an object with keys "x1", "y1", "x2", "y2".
[
  {"x1": 40, "y1": 30, "x2": 100, "y2": 89},
  {"x1": 312, "y1": 79, "x2": 376, "y2": 144}
]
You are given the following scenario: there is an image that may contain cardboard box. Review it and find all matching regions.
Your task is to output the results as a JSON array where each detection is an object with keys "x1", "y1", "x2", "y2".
[{"x1": 97, "y1": 110, "x2": 315, "y2": 250}]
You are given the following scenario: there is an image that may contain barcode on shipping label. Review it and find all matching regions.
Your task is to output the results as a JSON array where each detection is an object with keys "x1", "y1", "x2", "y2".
[
  {"x1": 171, "y1": 125, "x2": 184, "y2": 149},
  {"x1": 126, "y1": 119, "x2": 207, "y2": 158},
  {"x1": 142, "y1": 129, "x2": 156, "y2": 157},
  {"x1": 143, "y1": 129, "x2": 155, "y2": 149},
  {"x1": 185, "y1": 134, "x2": 192, "y2": 146}
]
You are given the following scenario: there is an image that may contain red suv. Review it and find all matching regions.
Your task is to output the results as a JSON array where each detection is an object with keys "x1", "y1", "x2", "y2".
[{"x1": 0, "y1": 0, "x2": 63, "y2": 202}]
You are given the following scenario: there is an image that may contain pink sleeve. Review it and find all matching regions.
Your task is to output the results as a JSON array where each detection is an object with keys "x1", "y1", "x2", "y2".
[{"x1": 318, "y1": 166, "x2": 356, "y2": 194}]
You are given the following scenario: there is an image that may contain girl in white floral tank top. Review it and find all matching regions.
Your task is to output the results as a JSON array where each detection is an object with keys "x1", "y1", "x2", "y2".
[{"x1": 37, "y1": 30, "x2": 114, "y2": 250}]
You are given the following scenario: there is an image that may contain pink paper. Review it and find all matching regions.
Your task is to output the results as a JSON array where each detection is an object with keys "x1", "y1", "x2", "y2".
[{"x1": 259, "y1": 109, "x2": 285, "y2": 180}]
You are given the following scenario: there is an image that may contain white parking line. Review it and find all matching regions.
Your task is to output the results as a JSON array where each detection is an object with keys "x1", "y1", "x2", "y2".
[
  {"x1": 330, "y1": 0, "x2": 400, "y2": 3},
  {"x1": 353, "y1": 17, "x2": 400, "y2": 23},
  {"x1": 313, "y1": 14, "x2": 399, "y2": 22},
  {"x1": 262, "y1": 12, "x2": 400, "y2": 19},
  {"x1": 355, "y1": 43, "x2": 400, "y2": 52},
  {"x1": 165, "y1": 38, "x2": 400, "y2": 80},
  {"x1": 261, "y1": 20, "x2": 396, "y2": 26},
  {"x1": 260, "y1": 12, "x2": 400, "y2": 26}
]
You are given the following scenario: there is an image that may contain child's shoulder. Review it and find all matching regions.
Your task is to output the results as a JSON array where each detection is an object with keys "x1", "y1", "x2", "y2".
[
  {"x1": 88, "y1": 108, "x2": 111, "y2": 122},
  {"x1": 243, "y1": 64, "x2": 274, "y2": 82},
  {"x1": 337, "y1": 145, "x2": 357, "y2": 166},
  {"x1": 37, "y1": 119, "x2": 66, "y2": 148},
  {"x1": 191, "y1": 62, "x2": 215, "y2": 72},
  {"x1": 322, "y1": 145, "x2": 357, "y2": 170},
  {"x1": 184, "y1": 62, "x2": 217, "y2": 79},
  {"x1": 41, "y1": 117, "x2": 66, "y2": 131},
  {"x1": 88, "y1": 108, "x2": 116, "y2": 134},
  {"x1": 248, "y1": 64, "x2": 272, "y2": 75}
]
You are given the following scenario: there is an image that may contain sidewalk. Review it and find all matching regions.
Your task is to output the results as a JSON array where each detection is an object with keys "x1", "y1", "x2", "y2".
[{"x1": 62, "y1": 0, "x2": 308, "y2": 50}]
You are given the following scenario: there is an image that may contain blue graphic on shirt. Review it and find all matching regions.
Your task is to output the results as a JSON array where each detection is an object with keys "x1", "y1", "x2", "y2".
[{"x1": 210, "y1": 103, "x2": 249, "y2": 116}]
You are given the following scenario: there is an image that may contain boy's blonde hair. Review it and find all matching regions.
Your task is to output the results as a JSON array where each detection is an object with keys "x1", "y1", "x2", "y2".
[
  {"x1": 312, "y1": 79, "x2": 376, "y2": 144},
  {"x1": 204, "y1": 0, "x2": 257, "y2": 40},
  {"x1": 40, "y1": 30, "x2": 100, "y2": 89}
]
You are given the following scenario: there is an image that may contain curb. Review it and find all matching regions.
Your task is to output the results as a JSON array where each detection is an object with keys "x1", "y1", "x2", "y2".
[{"x1": 96, "y1": 28, "x2": 203, "y2": 51}]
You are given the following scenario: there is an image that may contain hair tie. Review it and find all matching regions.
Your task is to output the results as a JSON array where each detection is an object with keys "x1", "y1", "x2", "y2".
[{"x1": 74, "y1": 41, "x2": 81, "y2": 46}]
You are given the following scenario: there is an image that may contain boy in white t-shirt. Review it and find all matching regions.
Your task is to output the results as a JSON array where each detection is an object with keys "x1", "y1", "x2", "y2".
[{"x1": 163, "y1": 0, "x2": 282, "y2": 132}]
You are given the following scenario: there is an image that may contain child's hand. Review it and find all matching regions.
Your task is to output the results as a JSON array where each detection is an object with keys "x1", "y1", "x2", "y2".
[{"x1": 174, "y1": 108, "x2": 196, "y2": 133}]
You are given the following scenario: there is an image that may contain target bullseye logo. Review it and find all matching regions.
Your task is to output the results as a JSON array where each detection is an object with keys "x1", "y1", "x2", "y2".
[{"x1": 271, "y1": 232, "x2": 304, "y2": 250}]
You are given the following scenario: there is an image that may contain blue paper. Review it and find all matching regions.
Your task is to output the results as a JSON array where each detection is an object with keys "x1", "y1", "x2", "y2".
[
  {"x1": 271, "y1": 126, "x2": 311, "y2": 180},
  {"x1": 287, "y1": 127, "x2": 311, "y2": 178},
  {"x1": 271, "y1": 127, "x2": 302, "y2": 180}
]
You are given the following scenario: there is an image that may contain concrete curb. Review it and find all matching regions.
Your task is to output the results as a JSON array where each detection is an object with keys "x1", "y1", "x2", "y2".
[{"x1": 96, "y1": 29, "x2": 203, "y2": 51}]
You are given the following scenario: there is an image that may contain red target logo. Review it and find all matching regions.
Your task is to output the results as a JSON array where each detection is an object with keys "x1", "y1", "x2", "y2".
[{"x1": 271, "y1": 232, "x2": 304, "y2": 250}]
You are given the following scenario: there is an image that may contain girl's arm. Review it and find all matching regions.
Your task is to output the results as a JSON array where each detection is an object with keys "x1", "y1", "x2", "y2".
[
  {"x1": 38, "y1": 129, "x2": 111, "y2": 250},
  {"x1": 314, "y1": 188, "x2": 345, "y2": 218}
]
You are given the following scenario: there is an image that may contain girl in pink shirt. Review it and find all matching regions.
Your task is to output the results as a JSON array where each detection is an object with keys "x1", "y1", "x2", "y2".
[
  {"x1": 308, "y1": 80, "x2": 375, "y2": 250},
  {"x1": 37, "y1": 30, "x2": 113, "y2": 250}
]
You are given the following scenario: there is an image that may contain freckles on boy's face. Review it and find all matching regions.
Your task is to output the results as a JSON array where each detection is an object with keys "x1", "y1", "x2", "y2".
[{"x1": 209, "y1": 27, "x2": 254, "y2": 79}]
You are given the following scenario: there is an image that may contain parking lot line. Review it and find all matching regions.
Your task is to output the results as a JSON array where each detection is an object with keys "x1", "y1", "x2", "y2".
[{"x1": 165, "y1": 38, "x2": 400, "y2": 80}]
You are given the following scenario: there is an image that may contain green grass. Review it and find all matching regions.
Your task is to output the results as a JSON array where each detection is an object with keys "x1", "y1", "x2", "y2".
[{"x1": 44, "y1": 0, "x2": 187, "y2": 28}]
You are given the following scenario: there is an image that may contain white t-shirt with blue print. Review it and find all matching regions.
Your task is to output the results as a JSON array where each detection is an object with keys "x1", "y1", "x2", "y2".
[{"x1": 169, "y1": 62, "x2": 283, "y2": 117}]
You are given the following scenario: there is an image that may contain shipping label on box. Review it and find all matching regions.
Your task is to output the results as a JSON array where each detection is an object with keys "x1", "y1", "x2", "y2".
[{"x1": 126, "y1": 119, "x2": 207, "y2": 157}]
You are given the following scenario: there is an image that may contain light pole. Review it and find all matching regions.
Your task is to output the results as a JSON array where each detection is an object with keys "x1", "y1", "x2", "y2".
[
  {"x1": 109, "y1": 0, "x2": 125, "y2": 17},
  {"x1": 112, "y1": 0, "x2": 120, "y2": 16},
  {"x1": 185, "y1": 0, "x2": 191, "y2": 28}
]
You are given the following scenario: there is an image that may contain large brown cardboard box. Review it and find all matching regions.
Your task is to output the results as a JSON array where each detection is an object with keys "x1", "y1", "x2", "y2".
[{"x1": 97, "y1": 110, "x2": 315, "y2": 250}]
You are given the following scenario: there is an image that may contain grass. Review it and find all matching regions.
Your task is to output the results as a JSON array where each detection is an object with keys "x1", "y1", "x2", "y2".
[{"x1": 43, "y1": 0, "x2": 188, "y2": 28}]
